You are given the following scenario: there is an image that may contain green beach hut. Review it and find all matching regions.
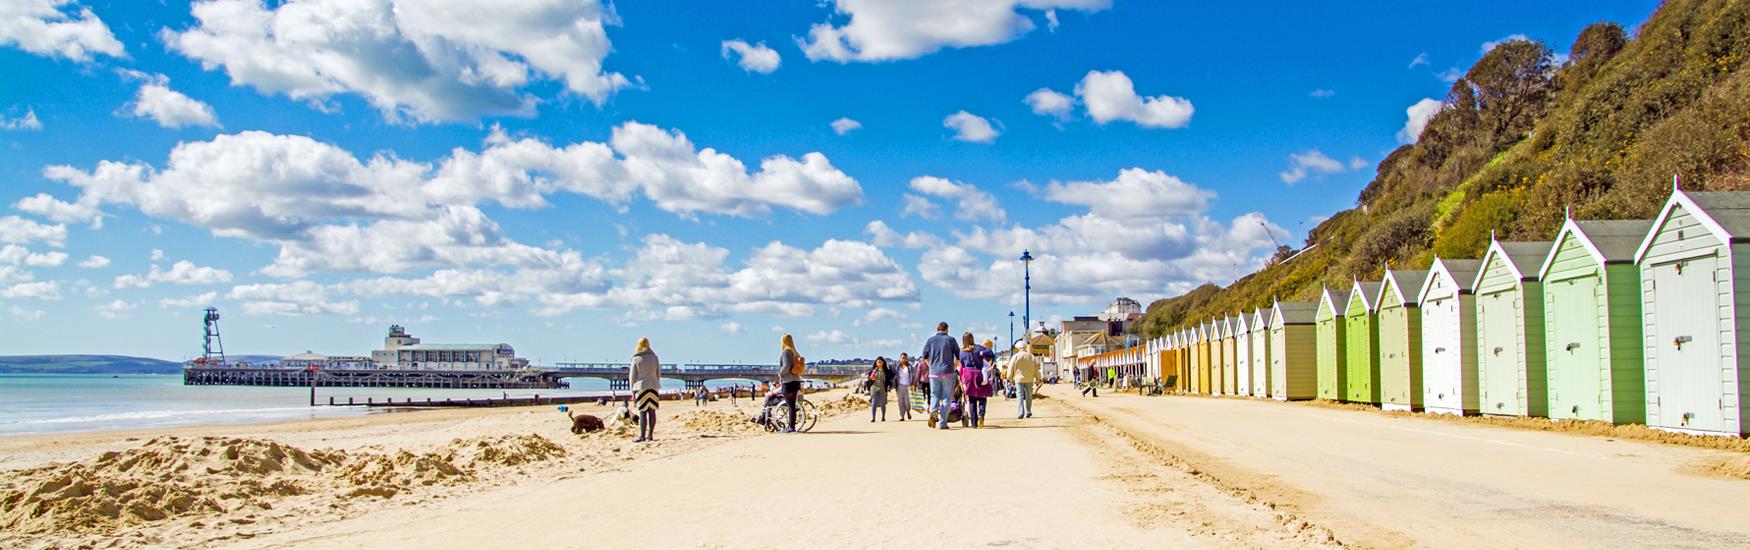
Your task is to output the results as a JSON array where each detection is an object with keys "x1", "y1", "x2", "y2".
[
  {"x1": 1377, "y1": 269, "x2": 1430, "y2": 412},
  {"x1": 1315, "y1": 288, "x2": 1347, "y2": 401},
  {"x1": 1249, "y1": 307, "x2": 1271, "y2": 397},
  {"x1": 1417, "y1": 258, "x2": 1484, "y2": 416},
  {"x1": 1538, "y1": 217, "x2": 1651, "y2": 424},
  {"x1": 1344, "y1": 281, "x2": 1383, "y2": 404},
  {"x1": 1270, "y1": 300, "x2": 1319, "y2": 401},
  {"x1": 1235, "y1": 313, "x2": 1253, "y2": 397},
  {"x1": 1474, "y1": 238, "x2": 1555, "y2": 417},
  {"x1": 1634, "y1": 188, "x2": 1750, "y2": 436}
]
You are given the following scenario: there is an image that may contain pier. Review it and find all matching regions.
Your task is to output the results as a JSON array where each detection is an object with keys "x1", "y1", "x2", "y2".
[{"x1": 183, "y1": 362, "x2": 870, "y2": 389}]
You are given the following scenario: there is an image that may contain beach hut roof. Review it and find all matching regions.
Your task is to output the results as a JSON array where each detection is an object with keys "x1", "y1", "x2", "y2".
[
  {"x1": 1538, "y1": 218, "x2": 1656, "y2": 279},
  {"x1": 1419, "y1": 258, "x2": 1484, "y2": 300},
  {"x1": 1317, "y1": 287, "x2": 1345, "y2": 316},
  {"x1": 1251, "y1": 307, "x2": 1270, "y2": 330},
  {"x1": 1379, "y1": 269, "x2": 1431, "y2": 308},
  {"x1": 1235, "y1": 312, "x2": 1251, "y2": 332},
  {"x1": 1348, "y1": 281, "x2": 1383, "y2": 314},
  {"x1": 1634, "y1": 188, "x2": 1750, "y2": 262},
  {"x1": 1474, "y1": 239, "x2": 1555, "y2": 286},
  {"x1": 1274, "y1": 300, "x2": 1318, "y2": 324}
]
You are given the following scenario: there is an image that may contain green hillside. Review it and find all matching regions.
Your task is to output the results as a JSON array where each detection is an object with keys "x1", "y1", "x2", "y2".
[
  {"x1": 0, "y1": 355, "x2": 182, "y2": 374},
  {"x1": 1140, "y1": 0, "x2": 1750, "y2": 337}
]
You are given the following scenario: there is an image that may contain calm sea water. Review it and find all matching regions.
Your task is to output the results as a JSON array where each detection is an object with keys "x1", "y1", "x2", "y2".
[{"x1": 0, "y1": 374, "x2": 780, "y2": 436}]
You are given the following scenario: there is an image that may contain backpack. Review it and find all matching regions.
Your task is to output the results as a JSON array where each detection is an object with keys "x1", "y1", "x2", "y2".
[{"x1": 787, "y1": 351, "x2": 806, "y2": 376}]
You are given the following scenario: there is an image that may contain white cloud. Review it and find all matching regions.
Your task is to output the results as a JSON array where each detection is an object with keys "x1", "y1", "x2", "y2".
[
  {"x1": 719, "y1": 321, "x2": 745, "y2": 334},
  {"x1": 1279, "y1": 149, "x2": 1348, "y2": 184},
  {"x1": 163, "y1": 0, "x2": 631, "y2": 123},
  {"x1": 0, "y1": 244, "x2": 67, "y2": 267},
  {"x1": 1398, "y1": 97, "x2": 1444, "y2": 143},
  {"x1": 1349, "y1": 156, "x2": 1369, "y2": 170},
  {"x1": 112, "y1": 274, "x2": 147, "y2": 289},
  {"x1": 805, "y1": 329, "x2": 851, "y2": 344},
  {"x1": 127, "y1": 78, "x2": 220, "y2": 128},
  {"x1": 95, "y1": 298, "x2": 134, "y2": 319},
  {"x1": 1309, "y1": 89, "x2": 1335, "y2": 98},
  {"x1": 2, "y1": 281, "x2": 61, "y2": 299},
  {"x1": 943, "y1": 110, "x2": 999, "y2": 143},
  {"x1": 13, "y1": 192, "x2": 100, "y2": 226},
  {"x1": 853, "y1": 306, "x2": 904, "y2": 327},
  {"x1": 1409, "y1": 52, "x2": 1429, "y2": 68},
  {"x1": 2, "y1": 108, "x2": 42, "y2": 130},
  {"x1": 914, "y1": 167, "x2": 1282, "y2": 305},
  {"x1": 228, "y1": 281, "x2": 358, "y2": 316},
  {"x1": 8, "y1": 305, "x2": 44, "y2": 320},
  {"x1": 1481, "y1": 34, "x2": 1530, "y2": 54},
  {"x1": 150, "y1": 260, "x2": 232, "y2": 285},
  {"x1": 0, "y1": 0, "x2": 123, "y2": 62},
  {"x1": 830, "y1": 117, "x2": 861, "y2": 135},
  {"x1": 149, "y1": 249, "x2": 164, "y2": 261},
  {"x1": 798, "y1": 0, "x2": 1109, "y2": 63},
  {"x1": 160, "y1": 291, "x2": 218, "y2": 308},
  {"x1": 0, "y1": 216, "x2": 66, "y2": 247},
  {"x1": 900, "y1": 194, "x2": 940, "y2": 220},
  {"x1": 42, "y1": 123, "x2": 862, "y2": 280},
  {"x1": 1074, "y1": 70, "x2": 1193, "y2": 129},
  {"x1": 909, "y1": 176, "x2": 1004, "y2": 223},
  {"x1": 863, "y1": 220, "x2": 943, "y2": 250},
  {"x1": 76, "y1": 254, "x2": 108, "y2": 268},
  {"x1": 1437, "y1": 67, "x2": 1463, "y2": 83},
  {"x1": 720, "y1": 39, "x2": 780, "y2": 73},
  {"x1": 1043, "y1": 168, "x2": 1211, "y2": 220},
  {"x1": 1024, "y1": 88, "x2": 1074, "y2": 121}
]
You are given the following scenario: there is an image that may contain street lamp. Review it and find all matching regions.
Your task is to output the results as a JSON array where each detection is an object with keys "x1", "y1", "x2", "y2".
[
  {"x1": 1008, "y1": 311, "x2": 1015, "y2": 352},
  {"x1": 1020, "y1": 249, "x2": 1033, "y2": 341}
]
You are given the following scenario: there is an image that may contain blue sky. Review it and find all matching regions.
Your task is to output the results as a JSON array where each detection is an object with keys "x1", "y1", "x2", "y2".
[{"x1": 0, "y1": 0, "x2": 1658, "y2": 363}]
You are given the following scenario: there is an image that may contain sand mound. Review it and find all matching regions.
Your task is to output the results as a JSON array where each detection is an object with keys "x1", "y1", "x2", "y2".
[
  {"x1": 0, "y1": 434, "x2": 570, "y2": 535},
  {"x1": 672, "y1": 410, "x2": 763, "y2": 436},
  {"x1": 815, "y1": 394, "x2": 870, "y2": 416}
]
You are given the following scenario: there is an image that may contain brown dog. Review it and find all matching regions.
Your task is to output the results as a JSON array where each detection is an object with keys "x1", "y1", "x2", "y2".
[{"x1": 568, "y1": 410, "x2": 606, "y2": 434}]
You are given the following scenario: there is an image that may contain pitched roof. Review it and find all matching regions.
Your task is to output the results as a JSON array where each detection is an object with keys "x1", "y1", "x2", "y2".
[
  {"x1": 1348, "y1": 281, "x2": 1383, "y2": 314},
  {"x1": 1381, "y1": 270, "x2": 1430, "y2": 307},
  {"x1": 1539, "y1": 218, "x2": 1655, "y2": 279},
  {"x1": 1432, "y1": 258, "x2": 1483, "y2": 292},
  {"x1": 1635, "y1": 189, "x2": 1750, "y2": 262},
  {"x1": 1274, "y1": 301, "x2": 1318, "y2": 324},
  {"x1": 1497, "y1": 241, "x2": 1555, "y2": 278}
]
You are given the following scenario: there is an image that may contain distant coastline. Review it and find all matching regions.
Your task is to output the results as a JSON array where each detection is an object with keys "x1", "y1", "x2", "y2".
[{"x1": 0, "y1": 355, "x2": 282, "y2": 375}]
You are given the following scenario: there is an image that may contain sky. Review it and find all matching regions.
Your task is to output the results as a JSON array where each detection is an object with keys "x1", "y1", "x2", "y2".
[{"x1": 0, "y1": 0, "x2": 1660, "y2": 363}]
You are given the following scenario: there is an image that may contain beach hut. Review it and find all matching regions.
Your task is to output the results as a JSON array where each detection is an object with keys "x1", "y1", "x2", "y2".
[
  {"x1": 1250, "y1": 307, "x2": 1272, "y2": 396},
  {"x1": 1344, "y1": 281, "x2": 1383, "y2": 404},
  {"x1": 1222, "y1": 317, "x2": 1241, "y2": 395},
  {"x1": 1475, "y1": 238, "x2": 1555, "y2": 417},
  {"x1": 1208, "y1": 319, "x2": 1225, "y2": 395},
  {"x1": 1377, "y1": 269, "x2": 1430, "y2": 412},
  {"x1": 1196, "y1": 322, "x2": 1213, "y2": 395},
  {"x1": 1270, "y1": 301, "x2": 1318, "y2": 400},
  {"x1": 1634, "y1": 188, "x2": 1750, "y2": 436},
  {"x1": 1235, "y1": 314, "x2": 1253, "y2": 397},
  {"x1": 1418, "y1": 258, "x2": 1484, "y2": 416},
  {"x1": 1540, "y1": 217, "x2": 1651, "y2": 424},
  {"x1": 1315, "y1": 288, "x2": 1348, "y2": 400}
]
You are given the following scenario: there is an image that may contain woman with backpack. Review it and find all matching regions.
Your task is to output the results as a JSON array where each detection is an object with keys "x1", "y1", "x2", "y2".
[
  {"x1": 957, "y1": 333, "x2": 994, "y2": 428},
  {"x1": 776, "y1": 334, "x2": 806, "y2": 433},
  {"x1": 868, "y1": 356, "x2": 892, "y2": 422}
]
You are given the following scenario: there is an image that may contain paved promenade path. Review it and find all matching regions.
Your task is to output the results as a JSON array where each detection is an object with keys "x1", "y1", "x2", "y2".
[{"x1": 1063, "y1": 393, "x2": 1750, "y2": 549}]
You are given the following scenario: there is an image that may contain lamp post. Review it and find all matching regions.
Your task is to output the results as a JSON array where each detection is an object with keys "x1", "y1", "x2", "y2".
[
  {"x1": 1020, "y1": 249, "x2": 1033, "y2": 343},
  {"x1": 1008, "y1": 311, "x2": 1015, "y2": 352}
]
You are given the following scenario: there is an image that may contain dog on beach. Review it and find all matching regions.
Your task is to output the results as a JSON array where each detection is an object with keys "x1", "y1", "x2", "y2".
[{"x1": 566, "y1": 409, "x2": 606, "y2": 434}]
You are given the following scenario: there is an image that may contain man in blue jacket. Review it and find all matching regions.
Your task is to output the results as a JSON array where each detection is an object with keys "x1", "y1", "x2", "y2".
[{"x1": 921, "y1": 322, "x2": 961, "y2": 430}]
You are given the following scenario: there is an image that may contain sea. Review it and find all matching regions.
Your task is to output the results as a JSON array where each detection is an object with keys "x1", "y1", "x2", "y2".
[{"x1": 0, "y1": 374, "x2": 791, "y2": 436}]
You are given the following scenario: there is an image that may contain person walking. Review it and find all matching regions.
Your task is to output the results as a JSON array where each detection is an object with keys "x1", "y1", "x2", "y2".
[
  {"x1": 777, "y1": 334, "x2": 806, "y2": 433},
  {"x1": 1008, "y1": 340, "x2": 1041, "y2": 418},
  {"x1": 893, "y1": 353, "x2": 914, "y2": 421},
  {"x1": 868, "y1": 356, "x2": 892, "y2": 422},
  {"x1": 630, "y1": 337, "x2": 662, "y2": 443},
  {"x1": 958, "y1": 333, "x2": 993, "y2": 428},
  {"x1": 921, "y1": 323, "x2": 960, "y2": 430}
]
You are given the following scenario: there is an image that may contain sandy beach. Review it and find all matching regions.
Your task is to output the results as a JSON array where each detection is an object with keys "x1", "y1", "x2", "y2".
[{"x1": 4, "y1": 388, "x2": 1749, "y2": 549}]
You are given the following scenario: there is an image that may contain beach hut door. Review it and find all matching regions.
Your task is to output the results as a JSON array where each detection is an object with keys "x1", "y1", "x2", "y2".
[
  {"x1": 1480, "y1": 292, "x2": 1521, "y2": 414},
  {"x1": 1428, "y1": 297, "x2": 1459, "y2": 408},
  {"x1": 1652, "y1": 256, "x2": 1723, "y2": 432},
  {"x1": 1550, "y1": 278, "x2": 1602, "y2": 418}
]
